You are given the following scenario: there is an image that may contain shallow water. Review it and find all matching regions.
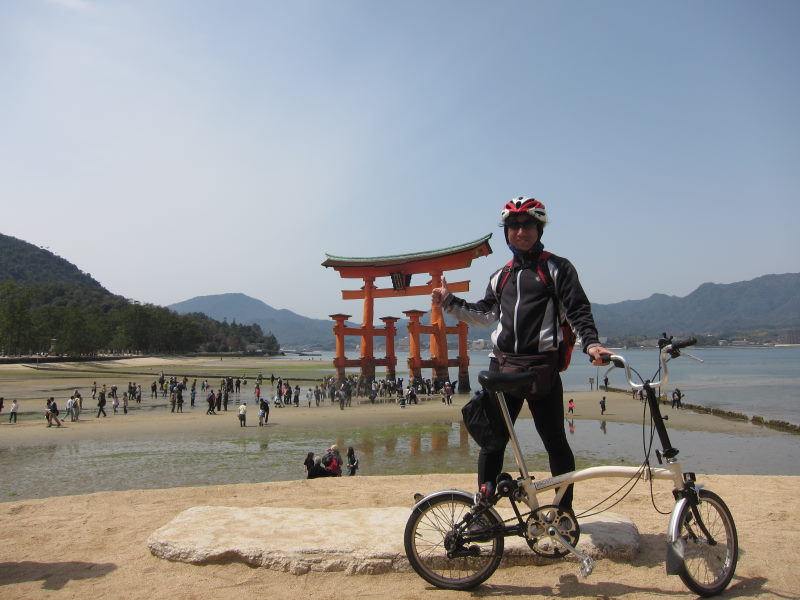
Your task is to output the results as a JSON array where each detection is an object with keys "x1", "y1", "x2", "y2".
[{"x1": 1, "y1": 415, "x2": 796, "y2": 503}]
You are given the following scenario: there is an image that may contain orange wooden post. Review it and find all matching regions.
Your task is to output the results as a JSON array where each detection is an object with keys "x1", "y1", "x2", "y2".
[
  {"x1": 360, "y1": 276, "x2": 376, "y2": 384},
  {"x1": 428, "y1": 270, "x2": 450, "y2": 385},
  {"x1": 329, "y1": 314, "x2": 351, "y2": 382},
  {"x1": 404, "y1": 310, "x2": 424, "y2": 383},
  {"x1": 380, "y1": 316, "x2": 399, "y2": 381},
  {"x1": 456, "y1": 320, "x2": 470, "y2": 392}
]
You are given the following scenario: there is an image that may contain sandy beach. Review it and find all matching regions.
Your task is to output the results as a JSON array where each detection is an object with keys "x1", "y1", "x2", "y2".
[{"x1": 0, "y1": 358, "x2": 797, "y2": 598}]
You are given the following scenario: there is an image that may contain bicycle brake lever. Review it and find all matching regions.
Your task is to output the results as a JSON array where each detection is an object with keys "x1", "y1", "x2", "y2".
[{"x1": 682, "y1": 351, "x2": 704, "y2": 363}]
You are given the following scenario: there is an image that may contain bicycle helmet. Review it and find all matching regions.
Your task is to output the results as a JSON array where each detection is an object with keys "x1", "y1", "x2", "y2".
[{"x1": 501, "y1": 197, "x2": 547, "y2": 226}]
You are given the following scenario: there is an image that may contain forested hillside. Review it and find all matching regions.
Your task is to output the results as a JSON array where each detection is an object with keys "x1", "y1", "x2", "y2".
[{"x1": 0, "y1": 233, "x2": 278, "y2": 356}]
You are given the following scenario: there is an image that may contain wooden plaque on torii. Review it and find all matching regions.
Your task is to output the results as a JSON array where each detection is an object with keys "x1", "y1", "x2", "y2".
[{"x1": 322, "y1": 234, "x2": 493, "y2": 392}]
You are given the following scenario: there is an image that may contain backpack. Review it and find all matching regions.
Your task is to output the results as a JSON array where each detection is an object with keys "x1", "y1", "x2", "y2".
[{"x1": 495, "y1": 251, "x2": 577, "y2": 372}]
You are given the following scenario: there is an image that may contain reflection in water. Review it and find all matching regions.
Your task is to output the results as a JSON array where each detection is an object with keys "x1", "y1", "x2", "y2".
[
  {"x1": 1, "y1": 417, "x2": 797, "y2": 502},
  {"x1": 410, "y1": 433, "x2": 421, "y2": 455}
]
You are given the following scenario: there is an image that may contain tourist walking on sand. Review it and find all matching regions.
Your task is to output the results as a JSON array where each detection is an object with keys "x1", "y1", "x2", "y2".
[
  {"x1": 346, "y1": 446, "x2": 359, "y2": 476},
  {"x1": 206, "y1": 390, "x2": 217, "y2": 415},
  {"x1": 238, "y1": 402, "x2": 247, "y2": 427},
  {"x1": 46, "y1": 397, "x2": 62, "y2": 427},
  {"x1": 96, "y1": 390, "x2": 107, "y2": 417},
  {"x1": 64, "y1": 396, "x2": 74, "y2": 422},
  {"x1": 123, "y1": 392, "x2": 129, "y2": 414},
  {"x1": 568, "y1": 398, "x2": 575, "y2": 414},
  {"x1": 9, "y1": 399, "x2": 18, "y2": 423},
  {"x1": 441, "y1": 382, "x2": 453, "y2": 405},
  {"x1": 600, "y1": 396, "x2": 606, "y2": 415}
]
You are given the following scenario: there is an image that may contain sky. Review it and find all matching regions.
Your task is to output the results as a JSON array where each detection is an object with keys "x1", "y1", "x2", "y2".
[{"x1": 2, "y1": 0, "x2": 798, "y2": 323}]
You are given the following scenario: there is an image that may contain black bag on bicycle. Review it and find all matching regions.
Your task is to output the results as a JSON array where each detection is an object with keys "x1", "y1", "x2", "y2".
[{"x1": 461, "y1": 388, "x2": 508, "y2": 453}]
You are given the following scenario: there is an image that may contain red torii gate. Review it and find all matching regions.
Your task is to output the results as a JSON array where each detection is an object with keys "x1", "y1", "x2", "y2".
[{"x1": 322, "y1": 234, "x2": 493, "y2": 392}]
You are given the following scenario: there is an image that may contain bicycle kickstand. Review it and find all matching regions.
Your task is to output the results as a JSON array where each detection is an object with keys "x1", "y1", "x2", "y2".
[{"x1": 549, "y1": 527, "x2": 595, "y2": 578}]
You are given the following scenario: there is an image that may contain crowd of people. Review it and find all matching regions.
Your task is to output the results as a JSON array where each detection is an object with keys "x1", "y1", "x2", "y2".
[
  {"x1": 5, "y1": 369, "x2": 461, "y2": 429},
  {"x1": 303, "y1": 444, "x2": 359, "y2": 478}
]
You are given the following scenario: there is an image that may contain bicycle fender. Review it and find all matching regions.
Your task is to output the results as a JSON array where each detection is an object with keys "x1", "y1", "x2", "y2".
[
  {"x1": 665, "y1": 496, "x2": 689, "y2": 575},
  {"x1": 410, "y1": 489, "x2": 473, "y2": 510}
]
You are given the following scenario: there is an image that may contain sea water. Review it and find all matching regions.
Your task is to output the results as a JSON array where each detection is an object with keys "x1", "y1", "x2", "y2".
[
  {"x1": 1, "y1": 346, "x2": 797, "y2": 502},
  {"x1": 370, "y1": 346, "x2": 800, "y2": 424}
]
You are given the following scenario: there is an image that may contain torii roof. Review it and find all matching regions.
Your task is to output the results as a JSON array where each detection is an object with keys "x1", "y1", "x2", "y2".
[{"x1": 322, "y1": 233, "x2": 493, "y2": 278}]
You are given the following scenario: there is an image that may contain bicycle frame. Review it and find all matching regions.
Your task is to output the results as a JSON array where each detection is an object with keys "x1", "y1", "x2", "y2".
[{"x1": 492, "y1": 344, "x2": 694, "y2": 511}]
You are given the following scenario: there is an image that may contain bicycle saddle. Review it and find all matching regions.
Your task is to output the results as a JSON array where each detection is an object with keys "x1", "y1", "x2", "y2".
[{"x1": 478, "y1": 370, "x2": 537, "y2": 393}]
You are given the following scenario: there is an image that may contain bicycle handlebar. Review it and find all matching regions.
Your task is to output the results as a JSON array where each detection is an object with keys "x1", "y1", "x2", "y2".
[{"x1": 600, "y1": 337, "x2": 697, "y2": 390}]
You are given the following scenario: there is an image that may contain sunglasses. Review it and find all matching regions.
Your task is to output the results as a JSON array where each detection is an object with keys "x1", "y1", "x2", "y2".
[{"x1": 506, "y1": 220, "x2": 538, "y2": 231}]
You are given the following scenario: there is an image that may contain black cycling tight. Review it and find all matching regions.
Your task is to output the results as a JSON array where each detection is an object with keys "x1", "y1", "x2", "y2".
[{"x1": 478, "y1": 361, "x2": 575, "y2": 509}]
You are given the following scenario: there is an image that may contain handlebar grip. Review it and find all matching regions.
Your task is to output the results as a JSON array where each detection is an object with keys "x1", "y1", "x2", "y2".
[{"x1": 672, "y1": 337, "x2": 697, "y2": 350}]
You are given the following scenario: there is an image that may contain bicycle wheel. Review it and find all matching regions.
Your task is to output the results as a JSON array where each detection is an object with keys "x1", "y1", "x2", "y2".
[
  {"x1": 404, "y1": 492, "x2": 504, "y2": 590},
  {"x1": 674, "y1": 489, "x2": 738, "y2": 597}
]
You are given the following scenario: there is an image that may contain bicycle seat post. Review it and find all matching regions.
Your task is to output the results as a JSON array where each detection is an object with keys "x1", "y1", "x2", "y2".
[{"x1": 494, "y1": 389, "x2": 533, "y2": 486}]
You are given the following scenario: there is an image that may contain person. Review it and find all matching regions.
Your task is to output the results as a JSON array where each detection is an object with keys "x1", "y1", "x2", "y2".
[
  {"x1": 432, "y1": 196, "x2": 610, "y2": 510},
  {"x1": 603, "y1": 375, "x2": 609, "y2": 391},
  {"x1": 600, "y1": 396, "x2": 606, "y2": 415},
  {"x1": 96, "y1": 391, "x2": 107, "y2": 418},
  {"x1": 259, "y1": 397, "x2": 269, "y2": 425},
  {"x1": 206, "y1": 390, "x2": 217, "y2": 415},
  {"x1": 46, "y1": 397, "x2": 62, "y2": 427},
  {"x1": 9, "y1": 399, "x2": 18, "y2": 423},
  {"x1": 346, "y1": 446, "x2": 359, "y2": 476},
  {"x1": 303, "y1": 452, "x2": 315, "y2": 477},
  {"x1": 441, "y1": 382, "x2": 452, "y2": 405},
  {"x1": 567, "y1": 398, "x2": 575, "y2": 414},
  {"x1": 64, "y1": 396, "x2": 74, "y2": 422},
  {"x1": 672, "y1": 388, "x2": 683, "y2": 409},
  {"x1": 238, "y1": 402, "x2": 247, "y2": 426},
  {"x1": 322, "y1": 445, "x2": 342, "y2": 476},
  {"x1": 307, "y1": 456, "x2": 329, "y2": 479}
]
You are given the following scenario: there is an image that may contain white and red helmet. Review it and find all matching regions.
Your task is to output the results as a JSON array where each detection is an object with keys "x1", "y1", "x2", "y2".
[{"x1": 501, "y1": 197, "x2": 547, "y2": 226}]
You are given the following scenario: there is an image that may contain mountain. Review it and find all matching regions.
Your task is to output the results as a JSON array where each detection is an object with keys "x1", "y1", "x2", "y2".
[
  {"x1": 592, "y1": 273, "x2": 800, "y2": 337},
  {"x1": 168, "y1": 293, "x2": 339, "y2": 349},
  {"x1": 0, "y1": 233, "x2": 105, "y2": 290}
]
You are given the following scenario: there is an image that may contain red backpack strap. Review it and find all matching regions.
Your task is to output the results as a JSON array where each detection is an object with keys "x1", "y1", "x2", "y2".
[
  {"x1": 496, "y1": 259, "x2": 515, "y2": 295},
  {"x1": 536, "y1": 251, "x2": 554, "y2": 291}
]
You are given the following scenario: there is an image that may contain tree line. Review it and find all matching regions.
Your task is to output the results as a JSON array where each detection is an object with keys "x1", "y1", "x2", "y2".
[{"x1": 0, "y1": 281, "x2": 279, "y2": 356}]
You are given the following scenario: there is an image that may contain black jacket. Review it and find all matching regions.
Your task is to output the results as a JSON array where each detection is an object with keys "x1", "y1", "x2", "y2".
[{"x1": 442, "y1": 245, "x2": 600, "y2": 356}]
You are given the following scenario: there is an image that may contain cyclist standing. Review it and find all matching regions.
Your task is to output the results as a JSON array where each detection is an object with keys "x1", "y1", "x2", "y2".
[{"x1": 432, "y1": 197, "x2": 610, "y2": 509}]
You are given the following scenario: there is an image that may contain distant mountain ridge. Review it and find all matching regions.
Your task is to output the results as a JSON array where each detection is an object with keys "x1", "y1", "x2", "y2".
[
  {"x1": 593, "y1": 272, "x2": 800, "y2": 336},
  {"x1": 168, "y1": 293, "x2": 340, "y2": 348},
  {"x1": 169, "y1": 272, "x2": 800, "y2": 347}
]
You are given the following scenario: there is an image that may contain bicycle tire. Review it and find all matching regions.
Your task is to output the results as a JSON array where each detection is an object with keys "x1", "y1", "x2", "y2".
[
  {"x1": 404, "y1": 492, "x2": 504, "y2": 590},
  {"x1": 674, "y1": 489, "x2": 738, "y2": 597}
]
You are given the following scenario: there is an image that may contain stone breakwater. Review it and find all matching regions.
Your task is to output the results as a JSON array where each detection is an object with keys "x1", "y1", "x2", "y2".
[{"x1": 602, "y1": 386, "x2": 800, "y2": 434}]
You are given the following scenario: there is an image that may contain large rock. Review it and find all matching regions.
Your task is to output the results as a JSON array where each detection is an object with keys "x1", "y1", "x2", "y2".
[{"x1": 147, "y1": 506, "x2": 639, "y2": 575}]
